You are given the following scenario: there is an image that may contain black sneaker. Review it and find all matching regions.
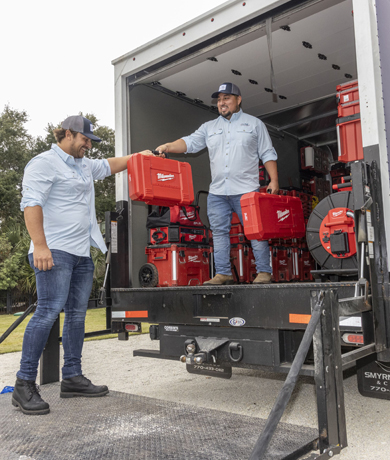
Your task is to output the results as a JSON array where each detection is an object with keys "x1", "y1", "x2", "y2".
[
  {"x1": 60, "y1": 375, "x2": 109, "y2": 398},
  {"x1": 12, "y1": 378, "x2": 50, "y2": 415}
]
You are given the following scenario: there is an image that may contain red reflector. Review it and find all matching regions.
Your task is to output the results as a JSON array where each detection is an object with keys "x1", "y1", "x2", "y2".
[
  {"x1": 125, "y1": 311, "x2": 148, "y2": 318},
  {"x1": 289, "y1": 314, "x2": 311, "y2": 324},
  {"x1": 343, "y1": 333, "x2": 364, "y2": 344},
  {"x1": 125, "y1": 323, "x2": 139, "y2": 332}
]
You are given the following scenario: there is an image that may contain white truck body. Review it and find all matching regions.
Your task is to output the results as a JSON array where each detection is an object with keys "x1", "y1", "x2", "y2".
[{"x1": 112, "y1": 0, "x2": 390, "y2": 284}]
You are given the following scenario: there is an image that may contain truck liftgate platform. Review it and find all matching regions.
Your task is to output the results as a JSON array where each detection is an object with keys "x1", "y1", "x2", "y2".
[{"x1": 1, "y1": 383, "x2": 319, "y2": 460}]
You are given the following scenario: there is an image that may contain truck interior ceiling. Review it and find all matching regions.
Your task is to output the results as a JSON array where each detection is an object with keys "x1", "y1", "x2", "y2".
[{"x1": 126, "y1": 0, "x2": 357, "y2": 286}]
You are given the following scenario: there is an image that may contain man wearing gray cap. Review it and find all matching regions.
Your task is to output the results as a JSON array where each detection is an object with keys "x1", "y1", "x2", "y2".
[
  {"x1": 156, "y1": 83, "x2": 279, "y2": 285},
  {"x1": 12, "y1": 115, "x2": 152, "y2": 415}
]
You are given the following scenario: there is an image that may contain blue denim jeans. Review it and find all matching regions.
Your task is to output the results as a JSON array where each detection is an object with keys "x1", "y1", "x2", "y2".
[
  {"x1": 207, "y1": 193, "x2": 271, "y2": 275},
  {"x1": 17, "y1": 250, "x2": 94, "y2": 381}
]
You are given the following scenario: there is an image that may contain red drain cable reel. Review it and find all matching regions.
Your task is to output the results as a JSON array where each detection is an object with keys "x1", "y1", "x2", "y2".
[
  {"x1": 306, "y1": 191, "x2": 358, "y2": 270},
  {"x1": 319, "y1": 207, "x2": 356, "y2": 259}
]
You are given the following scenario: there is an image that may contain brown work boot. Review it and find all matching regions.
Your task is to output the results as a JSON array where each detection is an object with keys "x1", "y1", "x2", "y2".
[
  {"x1": 203, "y1": 274, "x2": 235, "y2": 285},
  {"x1": 253, "y1": 272, "x2": 272, "y2": 284}
]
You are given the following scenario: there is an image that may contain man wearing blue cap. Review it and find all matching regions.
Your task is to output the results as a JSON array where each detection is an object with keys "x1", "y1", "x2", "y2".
[
  {"x1": 12, "y1": 115, "x2": 152, "y2": 415},
  {"x1": 156, "y1": 82, "x2": 279, "y2": 285}
]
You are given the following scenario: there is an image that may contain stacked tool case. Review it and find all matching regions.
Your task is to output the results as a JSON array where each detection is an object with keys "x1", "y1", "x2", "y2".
[
  {"x1": 140, "y1": 204, "x2": 212, "y2": 287},
  {"x1": 229, "y1": 213, "x2": 257, "y2": 284},
  {"x1": 336, "y1": 80, "x2": 364, "y2": 163}
]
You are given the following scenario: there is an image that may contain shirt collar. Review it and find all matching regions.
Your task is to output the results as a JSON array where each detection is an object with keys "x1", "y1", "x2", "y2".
[
  {"x1": 51, "y1": 143, "x2": 75, "y2": 165},
  {"x1": 219, "y1": 109, "x2": 243, "y2": 122}
]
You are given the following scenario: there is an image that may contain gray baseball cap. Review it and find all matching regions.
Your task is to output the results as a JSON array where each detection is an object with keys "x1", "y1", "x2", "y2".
[
  {"x1": 61, "y1": 116, "x2": 102, "y2": 142},
  {"x1": 211, "y1": 82, "x2": 241, "y2": 99}
]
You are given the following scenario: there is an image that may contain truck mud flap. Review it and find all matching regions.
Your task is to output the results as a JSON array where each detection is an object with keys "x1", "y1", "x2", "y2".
[
  {"x1": 186, "y1": 363, "x2": 232, "y2": 379},
  {"x1": 357, "y1": 354, "x2": 390, "y2": 400}
]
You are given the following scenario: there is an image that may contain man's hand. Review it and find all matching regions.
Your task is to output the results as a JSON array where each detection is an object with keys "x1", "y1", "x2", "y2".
[
  {"x1": 155, "y1": 139, "x2": 187, "y2": 155},
  {"x1": 137, "y1": 149, "x2": 165, "y2": 158},
  {"x1": 156, "y1": 144, "x2": 169, "y2": 154},
  {"x1": 33, "y1": 245, "x2": 54, "y2": 271},
  {"x1": 267, "y1": 179, "x2": 280, "y2": 195},
  {"x1": 155, "y1": 145, "x2": 168, "y2": 158}
]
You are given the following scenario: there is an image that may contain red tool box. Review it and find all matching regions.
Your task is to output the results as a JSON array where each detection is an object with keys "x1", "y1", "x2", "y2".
[
  {"x1": 230, "y1": 213, "x2": 247, "y2": 244},
  {"x1": 127, "y1": 153, "x2": 194, "y2": 206},
  {"x1": 140, "y1": 244, "x2": 212, "y2": 287},
  {"x1": 149, "y1": 226, "x2": 209, "y2": 245},
  {"x1": 240, "y1": 192, "x2": 306, "y2": 240},
  {"x1": 298, "y1": 245, "x2": 315, "y2": 281},
  {"x1": 146, "y1": 205, "x2": 205, "y2": 228},
  {"x1": 336, "y1": 80, "x2": 364, "y2": 163},
  {"x1": 270, "y1": 246, "x2": 294, "y2": 282},
  {"x1": 146, "y1": 204, "x2": 209, "y2": 245},
  {"x1": 230, "y1": 244, "x2": 257, "y2": 284}
]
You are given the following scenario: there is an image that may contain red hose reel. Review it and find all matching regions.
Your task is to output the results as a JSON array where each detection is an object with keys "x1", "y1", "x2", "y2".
[
  {"x1": 306, "y1": 191, "x2": 357, "y2": 270},
  {"x1": 319, "y1": 207, "x2": 356, "y2": 258}
]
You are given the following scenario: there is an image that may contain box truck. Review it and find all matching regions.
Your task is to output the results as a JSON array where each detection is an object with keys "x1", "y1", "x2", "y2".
[{"x1": 106, "y1": 0, "x2": 390, "y2": 457}]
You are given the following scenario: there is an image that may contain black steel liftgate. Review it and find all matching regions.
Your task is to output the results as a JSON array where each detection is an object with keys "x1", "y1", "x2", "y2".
[{"x1": 109, "y1": 282, "x2": 372, "y2": 459}]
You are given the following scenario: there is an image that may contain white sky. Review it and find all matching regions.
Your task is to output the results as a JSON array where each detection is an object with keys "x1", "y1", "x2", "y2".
[{"x1": 0, "y1": 0, "x2": 226, "y2": 138}]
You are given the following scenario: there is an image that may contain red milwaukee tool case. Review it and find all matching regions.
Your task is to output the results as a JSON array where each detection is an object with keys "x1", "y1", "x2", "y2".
[
  {"x1": 127, "y1": 153, "x2": 194, "y2": 206},
  {"x1": 240, "y1": 192, "x2": 305, "y2": 240},
  {"x1": 145, "y1": 244, "x2": 211, "y2": 286}
]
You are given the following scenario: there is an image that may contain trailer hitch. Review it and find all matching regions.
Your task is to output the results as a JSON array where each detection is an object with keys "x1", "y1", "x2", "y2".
[{"x1": 180, "y1": 337, "x2": 229, "y2": 365}]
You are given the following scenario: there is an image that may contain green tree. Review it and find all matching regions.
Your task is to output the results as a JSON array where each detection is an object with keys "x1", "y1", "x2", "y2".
[
  {"x1": 85, "y1": 113, "x2": 116, "y2": 222},
  {"x1": 0, "y1": 234, "x2": 22, "y2": 290},
  {"x1": 0, "y1": 222, "x2": 34, "y2": 293},
  {"x1": 0, "y1": 106, "x2": 34, "y2": 226}
]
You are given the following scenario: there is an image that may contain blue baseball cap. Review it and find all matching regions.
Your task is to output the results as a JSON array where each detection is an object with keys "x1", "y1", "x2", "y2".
[
  {"x1": 62, "y1": 116, "x2": 102, "y2": 142},
  {"x1": 211, "y1": 82, "x2": 241, "y2": 99}
]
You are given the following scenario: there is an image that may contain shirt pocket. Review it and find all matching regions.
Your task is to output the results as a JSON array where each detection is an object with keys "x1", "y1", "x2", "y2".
[
  {"x1": 236, "y1": 126, "x2": 256, "y2": 145},
  {"x1": 63, "y1": 172, "x2": 84, "y2": 193},
  {"x1": 206, "y1": 128, "x2": 223, "y2": 149},
  {"x1": 64, "y1": 172, "x2": 78, "y2": 180},
  {"x1": 82, "y1": 170, "x2": 93, "y2": 191}
]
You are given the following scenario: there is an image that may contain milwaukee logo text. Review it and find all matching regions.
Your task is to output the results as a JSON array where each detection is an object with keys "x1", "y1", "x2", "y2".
[
  {"x1": 277, "y1": 209, "x2": 290, "y2": 222},
  {"x1": 157, "y1": 173, "x2": 175, "y2": 182}
]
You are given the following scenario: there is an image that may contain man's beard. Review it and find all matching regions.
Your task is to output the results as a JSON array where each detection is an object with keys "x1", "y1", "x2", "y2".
[
  {"x1": 69, "y1": 144, "x2": 83, "y2": 158},
  {"x1": 219, "y1": 110, "x2": 232, "y2": 119}
]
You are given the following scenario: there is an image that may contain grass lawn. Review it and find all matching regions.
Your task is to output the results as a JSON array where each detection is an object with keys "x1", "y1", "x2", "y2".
[{"x1": 0, "y1": 308, "x2": 148, "y2": 354}]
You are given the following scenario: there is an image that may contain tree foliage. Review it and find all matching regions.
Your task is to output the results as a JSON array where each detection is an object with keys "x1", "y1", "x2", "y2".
[
  {"x1": 0, "y1": 106, "x2": 34, "y2": 226},
  {"x1": 85, "y1": 113, "x2": 116, "y2": 222},
  {"x1": 0, "y1": 233, "x2": 23, "y2": 291}
]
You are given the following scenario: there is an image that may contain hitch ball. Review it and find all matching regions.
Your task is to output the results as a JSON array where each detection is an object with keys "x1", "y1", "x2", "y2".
[
  {"x1": 180, "y1": 355, "x2": 187, "y2": 363},
  {"x1": 186, "y1": 343, "x2": 196, "y2": 354}
]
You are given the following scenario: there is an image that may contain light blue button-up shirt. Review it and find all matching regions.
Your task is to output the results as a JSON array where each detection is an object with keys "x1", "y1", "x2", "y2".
[
  {"x1": 20, "y1": 144, "x2": 112, "y2": 257},
  {"x1": 182, "y1": 110, "x2": 277, "y2": 195}
]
